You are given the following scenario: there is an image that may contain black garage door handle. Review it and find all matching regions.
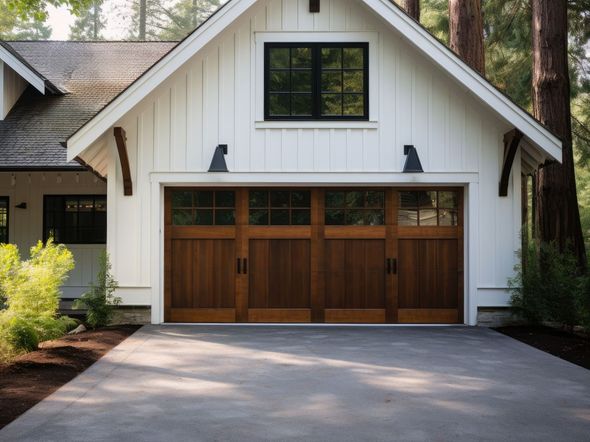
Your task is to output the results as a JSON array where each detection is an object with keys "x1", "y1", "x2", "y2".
[{"x1": 242, "y1": 258, "x2": 248, "y2": 274}]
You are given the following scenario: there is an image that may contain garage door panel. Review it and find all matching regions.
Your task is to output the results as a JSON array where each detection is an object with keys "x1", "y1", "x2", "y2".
[
  {"x1": 398, "y1": 240, "x2": 419, "y2": 309},
  {"x1": 171, "y1": 240, "x2": 194, "y2": 308},
  {"x1": 325, "y1": 239, "x2": 386, "y2": 309},
  {"x1": 249, "y1": 239, "x2": 311, "y2": 309}
]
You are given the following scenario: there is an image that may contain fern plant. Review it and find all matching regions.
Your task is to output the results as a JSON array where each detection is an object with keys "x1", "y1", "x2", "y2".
[{"x1": 75, "y1": 252, "x2": 121, "y2": 328}]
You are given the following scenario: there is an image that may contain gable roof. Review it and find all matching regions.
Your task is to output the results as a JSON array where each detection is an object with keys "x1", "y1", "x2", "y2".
[
  {"x1": 66, "y1": 0, "x2": 562, "y2": 165},
  {"x1": 0, "y1": 40, "x2": 63, "y2": 95},
  {"x1": 0, "y1": 41, "x2": 176, "y2": 170}
]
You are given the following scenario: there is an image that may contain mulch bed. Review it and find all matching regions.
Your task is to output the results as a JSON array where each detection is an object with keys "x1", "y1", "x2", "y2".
[
  {"x1": 0, "y1": 325, "x2": 140, "y2": 430},
  {"x1": 495, "y1": 325, "x2": 590, "y2": 370}
]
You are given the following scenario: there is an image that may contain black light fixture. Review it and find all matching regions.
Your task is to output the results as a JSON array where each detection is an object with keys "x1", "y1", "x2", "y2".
[
  {"x1": 15, "y1": 202, "x2": 27, "y2": 209},
  {"x1": 208, "y1": 144, "x2": 229, "y2": 172},
  {"x1": 402, "y1": 145, "x2": 423, "y2": 173}
]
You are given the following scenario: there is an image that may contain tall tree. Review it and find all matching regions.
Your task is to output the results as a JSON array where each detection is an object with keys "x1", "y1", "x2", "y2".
[
  {"x1": 396, "y1": 0, "x2": 420, "y2": 20},
  {"x1": 448, "y1": 0, "x2": 485, "y2": 74},
  {"x1": 0, "y1": 0, "x2": 52, "y2": 39},
  {"x1": 139, "y1": 0, "x2": 147, "y2": 40},
  {"x1": 69, "y1": 0, "x2": 105, "y2": 40},
  {"x1": 532, "y1": 0, "x2": 587, "y2": 267}
]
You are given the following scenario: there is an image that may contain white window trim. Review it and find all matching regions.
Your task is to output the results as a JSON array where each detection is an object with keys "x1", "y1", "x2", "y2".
[{"x1": 254, "y1": 32, "x2": 379, "y2": 127}]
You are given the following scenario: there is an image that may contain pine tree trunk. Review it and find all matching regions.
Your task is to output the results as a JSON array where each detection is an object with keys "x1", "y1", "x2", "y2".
[
  {"x1": 399, "y1": 0, "x2": 420, "y2": 20},
  {"x1": 448, "y1": 0, "x2": 485, "y2": 75},
  {"x1": 139, "y1": 0, "x2": 147, "y2": 40},
  {"x1": 532, "y1": 0, "x2": 587, "y2": 268}
]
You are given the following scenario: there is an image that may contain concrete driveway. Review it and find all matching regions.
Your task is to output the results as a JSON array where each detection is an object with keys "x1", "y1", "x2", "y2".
[{"x1": 1, "y1": 326, "x2": 589, "y2": 442}]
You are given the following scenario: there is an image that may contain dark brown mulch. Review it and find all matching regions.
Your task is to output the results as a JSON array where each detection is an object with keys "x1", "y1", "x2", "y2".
[
  {"x1": 494, "y1": 325, "x2": 590, "y2": 370},
  {"x1": 0, "y1": 325, "x2": 140, "y2": 430}
]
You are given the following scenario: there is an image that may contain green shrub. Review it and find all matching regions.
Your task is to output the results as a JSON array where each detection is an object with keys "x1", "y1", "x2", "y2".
[
  {"x1": 2, "y1": 316, "x2": 39, "y2": 352},
  {"x1": 0, "y1": 244, "x2": 20, "y2": 309},
  {"x1": 0, "y1": 240, "x2": 75, "y2": 357},
  {"x1": 74, "y1": 252, "x2": 121, "y2": 328},
  {"x1": 509, "y1": 240, "x2": 588, "y2": 330}
]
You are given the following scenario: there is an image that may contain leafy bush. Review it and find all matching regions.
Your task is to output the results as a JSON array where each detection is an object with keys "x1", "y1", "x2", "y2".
[
  {"x1": 0, "y1": 240, "x2": 75, "y2": 357},
  {"x1": 509, "y1": 240, "x2": 588, "y2": 330},
  {"x1": 74, "y1": 252, "x2": 121, "y2": 328},
  {"x1": 0, "y1": 244, "x2": 20, "y2": 309},
  {"x1": 2, "y1": 316, "x2": 39, "y2": 352}
]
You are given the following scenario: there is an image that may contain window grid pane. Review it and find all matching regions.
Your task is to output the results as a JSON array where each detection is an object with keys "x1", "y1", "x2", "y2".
[
  {"x1": 0, "y1": 197, "x2": 8, "y2": 244},
  {"x1": 266, "y1": 43, "x2": 368, "y2": 120},
  {"x1": 249, "y1": 190, "x2": 311, "y2": 225},
  {"x1": 171, "y1": 190, "x2": 235, "y2": 226},
  {"x1": 398, "y1": 191, "x2": 459, "y2": 226},
  {"x1": 325, "y1": 191, "x2": 385, "y2": 225},
  {"x1": 44, "y1": 196, "x2": 106, "y2": 244}
]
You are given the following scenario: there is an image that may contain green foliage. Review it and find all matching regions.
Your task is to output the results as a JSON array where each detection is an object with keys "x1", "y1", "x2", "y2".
[
  {"x1": 0, "y1": 240, "x2": 75, "y2": 359},
  {"x1": 125, "y1": 0, "x2": 222, "y2": 41},
  {"x1": 4, "y1": 0, "x2": 90, "y2": 22},
  {"x1": 74, "y1": 252, "x2": 121, "y2": 328},
  {"x1": 1, "y1": 316, "x2": 38, "y2": 352},
  {"x1": 69, "y1": 0, "x2": 105, "y2": 40},
  {"x1": 0, "y1": 0, "x2": 52, "y2": 39},
  {"x1": 509, "y1": 241, "x2": 589, "y2": 329}
]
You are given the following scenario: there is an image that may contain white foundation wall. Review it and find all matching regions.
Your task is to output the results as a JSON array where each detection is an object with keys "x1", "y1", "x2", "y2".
[
  {"x1": 0, "y1": 171, "x2": 107, "y2": 298},
  {"x1": 81, "y1": 0, "x2": 521, "y2": 315}
]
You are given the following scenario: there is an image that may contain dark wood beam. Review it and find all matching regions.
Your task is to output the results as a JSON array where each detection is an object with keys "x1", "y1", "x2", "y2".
[
  {"x1": 114, "y1": 127, "x2": 133, "y2": 196},
  {"x1": 499, "y1": 128, "x2": 524, "y2": 197},
  {"x1": 310, "y1": 0, "x2": 320, "y2": 13}
]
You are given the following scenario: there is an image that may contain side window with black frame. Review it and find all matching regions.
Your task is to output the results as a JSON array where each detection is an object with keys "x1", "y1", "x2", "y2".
[
  {"x1": 0, "y1": 197, "x2": 8, "y2": 244},
  {"x1": 44, "y1": 196, "x2": 106, "y2": 244},
  {"x1": 265, "y1": 43, "x2": 368, "y2": 120}
]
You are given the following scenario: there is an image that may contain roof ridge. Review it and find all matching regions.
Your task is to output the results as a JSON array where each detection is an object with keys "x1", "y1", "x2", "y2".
[{"x1": 6, "y1": 40, "x2": 180, "y2": 43}]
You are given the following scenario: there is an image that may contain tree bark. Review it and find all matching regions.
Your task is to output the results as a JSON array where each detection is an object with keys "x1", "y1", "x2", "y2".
[
  {"x1": 448, "y1": 0, "x2": 485, "y2": 75},
  {"x1": 398, "y1": 0, "x2": 420, "y2": 21},
  {"x1": 139, "y1": 0, "x2": 147, "y2": 40},
  {"x1": 532, "y1": 0, "x2": 587, "y2": 268}
]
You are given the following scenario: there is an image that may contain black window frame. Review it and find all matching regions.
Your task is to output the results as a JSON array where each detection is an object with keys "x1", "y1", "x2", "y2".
[
  {"x1": 43, "y1": 195, "x2": 107, "y2": 245},
  {"x1": 0, "y1": 197, "x2": 8, "y2": 244},
  {"x1": 264, "y1": 42, "x2": 369, "y2": 121}
]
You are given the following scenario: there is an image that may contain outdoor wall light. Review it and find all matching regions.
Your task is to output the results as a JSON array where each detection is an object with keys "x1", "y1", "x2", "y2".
[
  {"x1": 402, "y1": 145, "x2": 424, "y2": 173},
  {"x1": 15, "y1": 202, "x2": 27, "y2": 209},
  {"x1": 208, "y1": 144, "x2": 229, "y2": 172}
]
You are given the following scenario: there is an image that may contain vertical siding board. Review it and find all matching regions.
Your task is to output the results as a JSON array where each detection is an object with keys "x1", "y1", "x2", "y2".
[
  {"x1": 314, "y1": 129, "x2": 330, "y2": 171},
  {"x1": 330, "y1": 129, "x2": 347, "y2": 171},
  {"x1": 298, "y1": 129, "x2": 315, "y2": 171},
  {"x1": 282, "y1": 0, "x2": 298, "y2": 30},
  {"x1": 154, "y1": 89, "x2": 171, "y2": 171},
  {"x1": 267, "y1": 0, "x2": 282, "y2": 30},
  {"x1": 395, "y1": 46, "x2": 413, "y2": 171},
  {"x1": 428, "y1": 74, "x2": 447, "y2": 172},
  {"x1": 412, "y1": 60, "x2": 430, "y2": 171},
  {"x1": 314, "y1": 0, "x2": 330, "y2": 30},
  {"x1": 447, "y1": 90, "x2": 465, "y2": 171},
  {"x1": 187, "y1": 59, "x2": 203, "y2": 170},
  {"x1": 297, "y1": 0, "x2": 314, "y2": 31},
  {"x1": 329, "y1": 0, "x2": 346, "y2": 31},
  {"x1": 267, "y1": 129, "x2": 282, "y2": 171},
  {"x1": 282, "y1": 129, "x2": 298, "y2": 170},
  {"x1": 362, "y1": 129, "x2": 380, "y2": 170},
  {"x1": 203, "y1": 48, "x2": 220, "y2": 171},
  {"x1": 220, "y1": 34, "x2": 236, "y2": 171},
  {"x1": 463, "y1": 101, "x2": 481, "y2": 172},
  {"x1": 379, "y1": 35, "x2": 396, "y2": 171},
  {"x1": 235, "y1": 22, "x2": 251, "y2": 172},
  {"x1": 171, "y1": 72, "x2": 187, "y2": 171},
  {"x1": 347, "y1": 129, "x2": 364, "y2": 171}
]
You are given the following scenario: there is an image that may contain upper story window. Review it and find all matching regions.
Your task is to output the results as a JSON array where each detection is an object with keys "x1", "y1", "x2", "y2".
[{"x1": 265, "y1": 43, "x2": 369, "y2": 120}]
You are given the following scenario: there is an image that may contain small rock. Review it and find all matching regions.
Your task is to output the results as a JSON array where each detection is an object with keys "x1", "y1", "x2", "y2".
[{"x1": 68, "y1": 324, "x2": 87, "y2": 335}]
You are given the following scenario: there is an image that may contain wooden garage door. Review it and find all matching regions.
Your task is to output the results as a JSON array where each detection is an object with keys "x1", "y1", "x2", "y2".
[{"x1": 164, "y1": 187, "x2": 463, "y2": 323}]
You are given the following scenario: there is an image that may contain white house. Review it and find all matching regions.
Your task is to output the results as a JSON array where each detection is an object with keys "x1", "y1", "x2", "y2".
[{"x1": 1, "y1": 0, "x2": 561, "y2": 325}]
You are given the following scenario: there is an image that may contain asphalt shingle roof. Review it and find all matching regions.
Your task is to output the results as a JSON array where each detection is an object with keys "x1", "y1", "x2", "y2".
[{"x1": 0, "y1": 41, "x2": 176, "y2": 169}]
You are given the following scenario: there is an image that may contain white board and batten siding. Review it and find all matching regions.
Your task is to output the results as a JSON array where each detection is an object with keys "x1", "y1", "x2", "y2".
[
  {"x1": 0, "y1": 171, "x2": 106, "y2": 298},
  {"x1": 91, "y1": 0, "x2": 522, "y2": 322}
]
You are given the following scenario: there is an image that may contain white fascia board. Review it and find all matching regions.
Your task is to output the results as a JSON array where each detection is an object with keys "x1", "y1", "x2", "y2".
[
  {"x1": 0, "y1": 44, "x2": 46, "y2": 94},
  {"x1": 66, "y1": 0, "x2": 258, "y2": 162},
  {"x1": 362, "y1": 0, "x2": 562, "y2": 163}
]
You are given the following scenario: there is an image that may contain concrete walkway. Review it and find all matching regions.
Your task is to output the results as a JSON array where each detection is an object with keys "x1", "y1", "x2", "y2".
[{"x1": 1, "y1": 326, "x2": 589, "y2": 441}]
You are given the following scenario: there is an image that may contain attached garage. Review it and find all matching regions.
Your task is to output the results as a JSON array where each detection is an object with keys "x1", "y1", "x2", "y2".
[{"x1": 164, "y1": 187, "x2": 463, "y2": 324}]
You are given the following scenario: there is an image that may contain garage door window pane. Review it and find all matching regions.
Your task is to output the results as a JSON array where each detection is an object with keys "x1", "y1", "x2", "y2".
[
  {"x1": 249, "y1": 190, "x2": 311, "y2": 225},
  {"x1": 325, "y1": 190, "x2": 384, "y2": 225},
  {"x1": 398, "y1": 191, "x2": 459, "y2": 226},
  {"x1": 171, "y1": 190, "x2": 235, "y2": 226}
]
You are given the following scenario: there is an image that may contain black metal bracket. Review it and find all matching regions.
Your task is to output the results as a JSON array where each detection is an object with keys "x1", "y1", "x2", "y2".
[{"x1": 310, "y1": 0, "x2": 320, "y2": 13}]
